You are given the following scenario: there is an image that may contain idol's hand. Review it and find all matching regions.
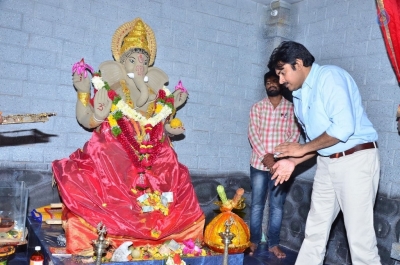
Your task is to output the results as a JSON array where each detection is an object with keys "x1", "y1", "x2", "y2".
[
  {"x1": 72, "y1": 72, "x2": 90, "y2": 93},
  {"x1": 271, "y1": 159, "x2": 295, "y2": 186},
  {"x1": 172, "y1": 90, "x2": 188, "y2": 109},
  {"x1": 164, "y1": 123, "x2": 185, "y2": 136},
  {"x1": 93, "y1": 89, "x2": 112, "y2": 121},
  {"x1": 274, "y1": 142, "x2": 306, "y2": 158}
]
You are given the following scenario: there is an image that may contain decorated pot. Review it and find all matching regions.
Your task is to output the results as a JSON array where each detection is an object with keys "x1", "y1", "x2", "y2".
[{"x1": 203, "y1": 207, "x2": 250, "y2": 254}]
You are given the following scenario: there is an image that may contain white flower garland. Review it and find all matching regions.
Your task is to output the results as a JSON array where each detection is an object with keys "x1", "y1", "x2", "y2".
[
  {"x1": 92, "y1": 74, "x2": 173, "y2": 127},
  {"x1": 116, "y1": 97, "x2": 172, "y2": 126},
  {"x1": 92, "y1": 76, "x2": 105, "y2": 90}
]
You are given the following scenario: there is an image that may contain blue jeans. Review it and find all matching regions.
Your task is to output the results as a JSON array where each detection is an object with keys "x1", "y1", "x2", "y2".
[{"x1": 249, "y1": 166, "x2": 288, "y2": 248}]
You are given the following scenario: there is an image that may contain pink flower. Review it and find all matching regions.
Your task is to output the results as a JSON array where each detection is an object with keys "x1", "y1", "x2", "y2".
[
  {"x1": 183, "y1": 239, "x2": 195, "y2": 249},
  {"x1": 174, "y1": 80, "x2": 188, "y2": 93},
  {"x1": 72, "y1": 58, "x2": 94, "y2": 78},
  {"x1": 182, "y1": 239, "x2": 201, "y2": 255}
]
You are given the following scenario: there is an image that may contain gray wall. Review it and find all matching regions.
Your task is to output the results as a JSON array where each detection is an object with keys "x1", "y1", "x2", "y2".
[
  {"x1": 1, "y1": 0, "x2": 400, "y2": 262},
  {"x1": 1, "y1": 0, "x2": 397, "y2": 187},
  {"x1": 0, "y1": 0, "x2": 267, "y2": 175}
]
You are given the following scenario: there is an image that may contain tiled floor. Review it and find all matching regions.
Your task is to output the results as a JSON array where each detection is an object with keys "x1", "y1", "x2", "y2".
[{"x1": 243, "y1": 244, "x2": 298, "y2": 265}]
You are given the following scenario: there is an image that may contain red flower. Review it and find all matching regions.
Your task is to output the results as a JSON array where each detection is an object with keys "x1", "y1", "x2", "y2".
[
  {"x1": 146, "y1": 147, "x2": 155, "y2": 154},
  {"x1": 141, "y1": 158, "x2": 152, "y2": 168},
  {"x1": 158, "y1": 89, "x2": 166, "y2": 99},
  {"x1": 108, "y1": 90, "x2": 117, "y2": 100},
  {"x1": 173, "y1": 253, "x2": 182, "y2": 264},
  {"x1": 139, "y1": 148, "x2": 147, "y2": 154},
  {"x1": 144, "y1": 124, "x2": 153, "y2": 133}
]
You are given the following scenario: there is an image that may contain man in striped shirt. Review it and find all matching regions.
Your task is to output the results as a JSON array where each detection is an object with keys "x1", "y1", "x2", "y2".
[{"x1": 248, "y1": 70, "x2": 300, "y2": 258}]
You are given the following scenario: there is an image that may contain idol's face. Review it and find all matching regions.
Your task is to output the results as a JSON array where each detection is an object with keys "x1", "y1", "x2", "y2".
[{"x1": 124, "y1": 52, "x2": 149, "y2": 77}]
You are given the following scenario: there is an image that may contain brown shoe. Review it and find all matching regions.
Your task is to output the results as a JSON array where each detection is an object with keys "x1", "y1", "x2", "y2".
[{"x1": 269, "y1": 245, "x2": 286, "y2": 259}]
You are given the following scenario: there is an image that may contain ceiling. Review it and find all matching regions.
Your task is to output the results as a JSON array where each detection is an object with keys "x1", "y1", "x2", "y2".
[{"x1": 251, "y1": 0, "x2": 303, "y2": 5}]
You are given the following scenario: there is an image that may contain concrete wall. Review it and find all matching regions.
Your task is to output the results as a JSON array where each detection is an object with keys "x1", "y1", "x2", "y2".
[
  {"x1": 1, "y1": 0, "x2": 400, "y2": 263},
  {"x1": 0, "y1": 0, "x2": 269, "y2": 176}
]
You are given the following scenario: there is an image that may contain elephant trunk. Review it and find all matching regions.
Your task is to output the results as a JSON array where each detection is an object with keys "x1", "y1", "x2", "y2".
[{"x1": 133, "y1": 77, "x2": 149, "y2": 108}]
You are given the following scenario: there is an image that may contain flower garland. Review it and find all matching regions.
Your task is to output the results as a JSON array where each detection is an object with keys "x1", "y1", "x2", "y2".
[
  {"x1": 91, "y1": 74, "x2": 174, "y2": 136},
  {"x1": 91, "y1": 73, "x2": 175, "y2": 171},
  {"x1": 116, "y1": 98, "x2": 173, "y2": 127}
]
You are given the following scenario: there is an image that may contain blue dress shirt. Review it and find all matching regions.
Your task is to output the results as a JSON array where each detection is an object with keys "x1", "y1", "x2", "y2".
[{"x1": 292, "y1": 63, "x2": 378, "y2": 156}]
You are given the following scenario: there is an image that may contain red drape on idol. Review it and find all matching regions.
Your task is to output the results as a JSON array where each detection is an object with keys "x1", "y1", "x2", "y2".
[{"x1": 376, "y1": 0, "x2": 400, "y2": 84}]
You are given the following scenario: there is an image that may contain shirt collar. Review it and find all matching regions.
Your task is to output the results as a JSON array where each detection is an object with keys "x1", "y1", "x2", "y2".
[{"x1": 266, "y1": 96, "x2": 283, "y2": 106}]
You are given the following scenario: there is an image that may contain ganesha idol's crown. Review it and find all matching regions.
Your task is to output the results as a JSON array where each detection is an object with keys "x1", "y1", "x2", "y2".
[
  {"x1": 120, "y1": 19, "x2": 150, "y2": 57},
  {"x1": 112, "y1": 18, "x2": 157, "y2": 66}
]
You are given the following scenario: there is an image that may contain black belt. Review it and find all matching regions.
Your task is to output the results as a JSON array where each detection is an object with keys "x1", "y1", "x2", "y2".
[{"x1": 329, "y1": 142, "x2": 377, "y2": 159}]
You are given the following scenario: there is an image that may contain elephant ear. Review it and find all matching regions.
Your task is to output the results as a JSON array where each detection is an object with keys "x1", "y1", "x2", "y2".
[
  {"x1": 147, "y1": 67, "x2": 169, "y2": 91},
  {"x1": 99, "y1": 61, "x2": 126, "y2": 88}
]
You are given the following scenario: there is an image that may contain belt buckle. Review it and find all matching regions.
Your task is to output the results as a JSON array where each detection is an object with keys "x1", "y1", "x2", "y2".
[{"x1": 332, "y1": 152, "x2": 344, "y2": 159}]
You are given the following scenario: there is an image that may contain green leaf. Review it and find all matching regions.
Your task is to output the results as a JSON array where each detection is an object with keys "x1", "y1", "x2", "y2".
[
  {"x1": 113, "y1": 96, "x2": 121, "y2": 105},
  {"x1": 104, "y1": 81, "x2": 111, "y2": 91},
  {"x1": 111, "y1": 127, "x2": 122, "y2": 137},
  {"x1": 113, "y1": 110, "x2": 123, "y2": 120}
]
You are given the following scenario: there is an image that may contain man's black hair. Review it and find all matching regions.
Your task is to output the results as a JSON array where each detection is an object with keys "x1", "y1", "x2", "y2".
[
  {"x1": 267, "y1": 41, "x2": 315, "y2": 70},
  {"x1": 264, "y1": 70, "x2": 278, "y2": 86}
]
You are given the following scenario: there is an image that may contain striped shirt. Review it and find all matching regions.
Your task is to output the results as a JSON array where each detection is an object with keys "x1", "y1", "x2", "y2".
[{"x1": 248, "y1": 96, "x2": 300, "y2": 171}]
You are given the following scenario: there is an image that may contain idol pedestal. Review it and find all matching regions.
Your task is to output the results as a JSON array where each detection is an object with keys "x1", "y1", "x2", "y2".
[{"x1": 26, "y1": 217, "x2": 244, "y2": 265}]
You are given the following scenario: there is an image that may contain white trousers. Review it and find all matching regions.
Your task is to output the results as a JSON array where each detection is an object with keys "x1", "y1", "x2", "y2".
[{"x1": 295, "y1": 149, "x2": 381, "y2": 265}]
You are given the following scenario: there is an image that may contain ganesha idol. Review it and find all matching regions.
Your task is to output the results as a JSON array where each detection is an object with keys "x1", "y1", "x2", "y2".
[{"x1": 52, "y1": 18, "x2": 205, "y2": 255}]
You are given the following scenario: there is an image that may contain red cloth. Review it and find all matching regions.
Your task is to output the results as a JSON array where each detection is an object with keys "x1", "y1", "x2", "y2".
[
  {"x1": 377, "y1": 0, "x2": 400, "y2": 83},
  {"x1": 62, "y1": 209, "x2": 205, "y2": 255},
  {"x1": 52, "y1": 119, "x2": 204, "y2": 241}
]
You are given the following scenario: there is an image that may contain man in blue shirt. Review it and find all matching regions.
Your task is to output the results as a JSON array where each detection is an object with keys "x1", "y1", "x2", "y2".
[{"x1": 268, "y1": 41, "x2": 381, "y2": 265}]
